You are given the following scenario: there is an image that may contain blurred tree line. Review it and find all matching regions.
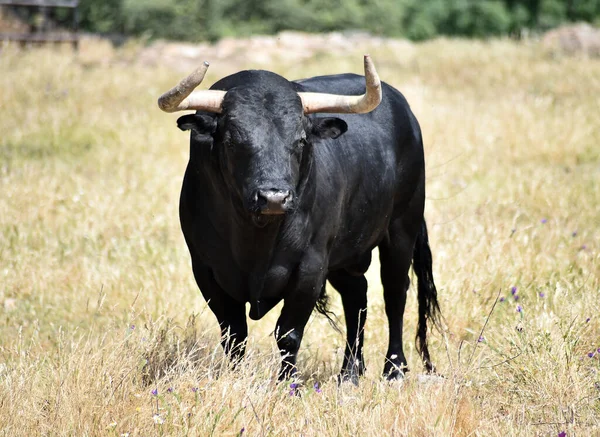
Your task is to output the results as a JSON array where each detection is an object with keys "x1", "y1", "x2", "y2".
[{"x1": 10, "y1": 0, "x2": 600, "y2": 41}]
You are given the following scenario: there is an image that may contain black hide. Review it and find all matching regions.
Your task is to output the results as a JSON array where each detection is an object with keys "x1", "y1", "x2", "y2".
[{"x1": 176, "y1": 69, "x2": 441, "y2": 382}]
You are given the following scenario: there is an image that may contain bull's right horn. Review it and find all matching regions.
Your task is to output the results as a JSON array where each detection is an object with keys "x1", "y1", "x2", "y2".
[{"x1": 158, "y1": 61, "x2": 226, "y2": 113}]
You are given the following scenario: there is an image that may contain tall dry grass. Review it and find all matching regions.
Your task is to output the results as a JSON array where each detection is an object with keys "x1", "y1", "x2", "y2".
[{"x1": 0, "y1": 37, "x2": 599, "y2": 436}]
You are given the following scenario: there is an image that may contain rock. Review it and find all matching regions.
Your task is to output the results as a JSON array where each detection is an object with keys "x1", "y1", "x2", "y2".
[
  {"x1": 542, "y1": 23, "x2": 600, "y2": 57},
  {"x1": 417, "y1": 373, "x2": 445, "y2": 385},
  {"x1": 3, "y1": 298, "x2": 17, "y2": 311}
]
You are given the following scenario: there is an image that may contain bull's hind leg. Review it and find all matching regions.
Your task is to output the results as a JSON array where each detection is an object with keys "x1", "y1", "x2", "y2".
[
  {"x1": 191, "y1": 261, "x2": 248, "y2": 363},
  {"x1": 328, "y1": 270, "x2": 368, "y2": 384},
  {"x1": 379, "y1": 219, "x2": 419, "y2": 379}
]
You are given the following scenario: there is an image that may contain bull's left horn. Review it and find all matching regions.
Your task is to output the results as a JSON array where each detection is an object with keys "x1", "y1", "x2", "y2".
[
  {"x1": 298, "y1": 55, "x2": 382, "y2": 114},
  {"x1": 158, "y1": 61, "x2": 226, "y2": 113}
]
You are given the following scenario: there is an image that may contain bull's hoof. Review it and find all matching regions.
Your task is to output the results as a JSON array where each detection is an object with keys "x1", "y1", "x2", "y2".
[
  {"x1": 277, "y1": 361, "x2": 299, "y2": 383},
  {"x1": 337, "y1": 372, "x2": 360, "y2": 386},
  {"x1": 338, "y1": 360, "x2": 365, "y2": 386},
  {"x1": 383, "y1": 366, "x2": 408, "y2": 381}
]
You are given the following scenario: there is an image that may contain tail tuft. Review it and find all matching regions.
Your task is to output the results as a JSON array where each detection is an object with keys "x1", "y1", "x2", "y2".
[
  {"x1": 315, "y1": 284, "x2": 342, "y2": 334},
  {"x1": 413, "y1": 220, "x2": 442, "y2": 373}
]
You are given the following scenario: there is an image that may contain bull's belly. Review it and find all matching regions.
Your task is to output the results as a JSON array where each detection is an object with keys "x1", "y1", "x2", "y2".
[
  {"x1": 327, "y1": 229, "x2": 386, "y2": 275},
  {"x1": 328, "y1": 236, "x2": 381, "y2": 274},
  {"x1": 327, "y1": 207, "x2": 392, "y2": 271}
]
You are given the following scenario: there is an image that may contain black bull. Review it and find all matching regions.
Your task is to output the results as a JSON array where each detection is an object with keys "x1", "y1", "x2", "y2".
[{"x1": 168, "y1": 63, "x2": 441, "y2": 382}]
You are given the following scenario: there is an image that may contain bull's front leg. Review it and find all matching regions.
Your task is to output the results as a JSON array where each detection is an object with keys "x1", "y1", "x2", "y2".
[
  {"x1": 191, "y1": 261, "x2": 248, "y2": 363},
  {"x1": 274, "y1": 254, "x2": 326, "y2": 380}
]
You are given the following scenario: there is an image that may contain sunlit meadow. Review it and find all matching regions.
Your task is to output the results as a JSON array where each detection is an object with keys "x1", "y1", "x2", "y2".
[{"x1": 0, "y1": 36, "x2": 599, "y2": 436}]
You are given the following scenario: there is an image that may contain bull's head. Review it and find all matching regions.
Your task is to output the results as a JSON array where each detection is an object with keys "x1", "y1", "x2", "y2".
[{"x1": 158, "y1": 56, "x2": 382, "y2": 224}]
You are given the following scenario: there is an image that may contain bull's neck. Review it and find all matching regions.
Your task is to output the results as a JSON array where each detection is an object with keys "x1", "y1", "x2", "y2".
[{"x1": 193, "y1": 155, "x2": 282, "y2": 265}]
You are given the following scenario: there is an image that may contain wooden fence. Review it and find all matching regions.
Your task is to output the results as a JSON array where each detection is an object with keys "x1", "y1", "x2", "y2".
[{"x1": 0, "y1": 0, "x2": 79, "y2": 49}]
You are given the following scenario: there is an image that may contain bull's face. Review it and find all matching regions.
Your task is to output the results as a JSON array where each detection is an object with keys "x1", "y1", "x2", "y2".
[
  {"x1": 159, "y1": 57, "x2": 382, "y2": 226},
  {"x1": 177, "y1": 80, "x2": 347, "y2": 224}
]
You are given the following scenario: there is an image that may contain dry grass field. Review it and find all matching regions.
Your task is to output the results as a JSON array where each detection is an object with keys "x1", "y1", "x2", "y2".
[{"x1": 0, "y1": 36, "x2": 599, "y2": 436}]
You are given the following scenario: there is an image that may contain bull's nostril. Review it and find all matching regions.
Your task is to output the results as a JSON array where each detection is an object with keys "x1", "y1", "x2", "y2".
[{"x1": 255, "y1": 189, "x2": 291, "y2": 214}]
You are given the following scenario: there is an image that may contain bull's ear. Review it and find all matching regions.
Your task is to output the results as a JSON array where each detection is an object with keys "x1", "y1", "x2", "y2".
[
  {"x1": 310, "y1": 117, "x2": 348, "y2": 140},
  {"x1": 177, "y1": 114, "x2": 217, "y2": 135}
]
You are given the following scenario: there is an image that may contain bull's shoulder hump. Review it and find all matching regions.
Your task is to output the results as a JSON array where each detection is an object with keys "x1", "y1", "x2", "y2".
[{"x1": 293, "y1": 73, "x2": 366, "y2": 93}]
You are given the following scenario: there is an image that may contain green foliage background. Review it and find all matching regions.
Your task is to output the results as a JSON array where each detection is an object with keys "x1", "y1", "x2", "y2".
[
  {"x1": 73, "y1": 0, "x2": 600, "y2": 41},
  {"x1": 4, "y1": 0, "x2": 599, "y2": 40}
]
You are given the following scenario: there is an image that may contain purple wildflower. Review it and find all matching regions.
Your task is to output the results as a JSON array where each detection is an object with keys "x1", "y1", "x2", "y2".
[
  {"x1": 514, "y1": 295, "x2": 519, "y2": 301},
  {"x1": 588, "y1": 352, "x2": 595, "y2": 358},
  {"x1": 130, "y1": 324, "x2": 135, "y2": 330},
  {"x1": 516, "y1": 305, "x2": 522, "y2": 313},
  {"x1": 314, "y1": 382, "x2": 322, "y2": 393},
  {"x1": 539, "y1": 292, "x2": 545, "y2": 298},
  {"x1": 597, "y1": 348, "x2": 600, "y2": 354},
  {"x1": 511, "y1": 286, "x2": 517, "y2": 295},
  {"x1": 151, "y1": 388, "x2": 158, "y2": 396},
  {"x1": 558, "y1": 432, "x2": 566, "y2": 437},
  {"x1": 191, "y1": 387, "x2": 198, "y2": 393},
  {"x1": 289, "y1": 382, "x2": 299, "y2": 396},
  {"x1": 541, "y1": 218, "x2": 547, "y2": 224},
  {"x1": 499, "y1": 297, "x2": 505, "y2": 302},
  {"x1": 167, "y1": 387, "x2": 173, "y2": 393},
  {"x1": 239, "y1": 427, "x2": 245, "y2": 435},
  {"x1": 586, "y1": 317, "x2": 591, "y2": 323}
]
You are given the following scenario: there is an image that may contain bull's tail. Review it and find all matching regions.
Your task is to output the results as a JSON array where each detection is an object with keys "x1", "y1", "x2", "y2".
[
  {"x1": 315, "y1": 284, "x2": 342, "y2": 334},
  {"x1": 412, "y1": 220, "x2": 441, "y2": 373}
]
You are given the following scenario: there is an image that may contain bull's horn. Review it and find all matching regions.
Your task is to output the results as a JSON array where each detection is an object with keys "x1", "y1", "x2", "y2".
[
  {"x1": 157, "y1": 61, "x2": 226, "y2": 113},
  {"x1": 298, "y1": 55, "x2": 382, "y2": 114}
]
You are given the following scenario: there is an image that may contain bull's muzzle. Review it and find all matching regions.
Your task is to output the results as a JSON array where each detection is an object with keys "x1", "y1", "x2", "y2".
[{"x1": 255, "y1": 189, "x2": 293, "y2": 215}]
